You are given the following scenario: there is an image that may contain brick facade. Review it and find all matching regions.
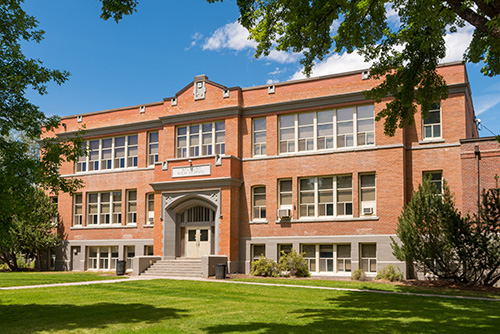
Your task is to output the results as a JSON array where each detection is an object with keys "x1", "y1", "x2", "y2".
[{"x1": 45, "y1": 62, "x2": 499, "y2": 277}]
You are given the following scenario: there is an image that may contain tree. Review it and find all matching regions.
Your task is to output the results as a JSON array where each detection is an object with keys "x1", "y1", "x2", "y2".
[
  {"x1": 392, "y1": 177, "x2": 500, "y2": 286},
  {"x1": 0, "y1": 1, "x2": 84, "y2": 242},
  {"x1": 0, "y1": 187, "x2": 60, "y2": 271}
]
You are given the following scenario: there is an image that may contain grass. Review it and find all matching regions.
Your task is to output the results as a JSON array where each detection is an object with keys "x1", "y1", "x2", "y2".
[
  {"x1": 0, "y1": 271, "x2": 127, "y2": 287},
  {"x1": 232, "y1": 277, "x2": 500, "y2": 300},
  {"x1": 0, "y1": 279, "x2": 499, "y2": 333}
]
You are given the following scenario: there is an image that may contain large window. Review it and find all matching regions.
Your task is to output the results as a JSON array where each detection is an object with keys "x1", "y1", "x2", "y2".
[
  {"x1": 253, "y1": 118, "x2": 266, "y2": 156},
  {"x1": 359, "y1": 173, "x2": 376, "y2": 215},
  {"x1": 423, "y1": 102, "x2": 441, "y2": 139},
  {"x1": 87, "y1": 246, "x2": 118, "y2": 271},
  {"x1": 127, "y1": 190, "x2": 137, "y2": 224},
  {"x1": 76, "y1": 135, "x2": 138, "y2": 173},
  {"x1": 302, "y1": 244, "x2": 351, "y2": 274},
  {"x1": 87, "y1": 191, "x2": 122, "y2": 225},
  {"x1": 148, "y1": 132, "x2": 159, "y2": 166},
  {"x1": 279, "y1": 179, "x2": 293, "y2": 209},
  {"x1": 176, "y1": 121, "x2": 225, "y2": 158},
  {"x1": 126, "y1": 246, "x2": 135, "y2": 270},
  {"x1": 360, "y1": 244, "x2": 377, "y2": 273},
  {"x1": 146, "y1": 193, "x2": 154, "y2": 225},
  {"x1": 252, "y1": 244, "x2": 266, "y2": 261},
  {"x1": 299, "y1": 175, "x2": 352, "y2": 218},
  {"x1": 252, "y1": 186, "x2": 266, "y2": 220},
  {"x1": 74, "y1": 194, "x2": 83, "y2": 226},
  {"x1": 279, "y1": 105, "x2": 374, "y2": 154},
  {"x1": 423, "y1": 171, "x2": 442, "y2": 194}
]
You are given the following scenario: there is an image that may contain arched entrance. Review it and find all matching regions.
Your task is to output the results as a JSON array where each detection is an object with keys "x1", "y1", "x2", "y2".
[{"x1": 179, "y1": 206, "x2": 215, "y2": 258}]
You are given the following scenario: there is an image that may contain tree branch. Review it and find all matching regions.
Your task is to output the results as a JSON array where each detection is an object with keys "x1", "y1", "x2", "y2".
[{"x1": 445, "y1": 0, "x2": 500, "y2": 39}]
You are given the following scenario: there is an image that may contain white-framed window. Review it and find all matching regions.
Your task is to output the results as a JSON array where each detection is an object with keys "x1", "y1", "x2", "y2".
[
  {"x1": 127, "y1": 190, "x2": 137, "y2": 224},
  {"x1": 146, "y1": 193, "x2": 154, "y2": 225},
  {"x1": 337, "y1": 245, "x2": 352, "y2": 272},
  {"x1": 359, "y1": 173, "x2": 376, "y2": 215},
  {"x1": 73, "y1": 194, "x2": 83, "y2": 226},
  {"x1": 176, "y1": 121, "x2": 225, "y2": 158},
  {"x1": 423, "y1": 102, "x2": 441, "y2": 139},
  {"x1": 252, "y1": 186, "x2": 266, "y2": 220},
  {"x1": 87, "y1": 191, "x2": 122, "y2": 225},
  {"x1": 357, "y1": 105, "x2": 375, "y2": 145},
  {"x1": 298, "y1": 175, "x2": 352, "y2": 218},
  {"x1": 75, "y1": 135, "x2": 139, "y2": 173},
  {"x1": 279, "y1": 105, "x2": 374, "y2": 154},
  {"x1": 253, "y1": 118, "x2": 266, "y2": 156},
  {"x1": 423, "y1": 171, "x2": 443, "y2": 194},
  {"x1": 360, "y1": 244, "x2": 377, "y2": 273},
  {"x1": 252, "y1": 244, "x2": 266, "y2": 261},
  {"x1": 302, "y1": 244, "x2": 352, "y2": 274},
  {"x1": 87, "y1": 246, "x2": 118, "y2": 271},
  {"x1": 279, "y1": 179, "x2": 293, "y2": 209},
  {"x1": 126, "y1": 245, "x2": 135, "y2": 270},
  {"x1": 148, "y1": 132, "x2": 159, "y2": 166}
]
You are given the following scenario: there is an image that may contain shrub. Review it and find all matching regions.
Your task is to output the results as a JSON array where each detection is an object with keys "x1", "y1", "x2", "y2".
[
  {"x1": 278, "y1": 250, "x2": 310, "y2": 277},
  {"x1": 375, "y1": 264, "x2": 404, "y2": 282},
  {"x1": 250, "y1": 256, "x2": 279, "y2": 277},
  {"x1": 351, "y1": 268, "x2": 366, "y2": 281}
]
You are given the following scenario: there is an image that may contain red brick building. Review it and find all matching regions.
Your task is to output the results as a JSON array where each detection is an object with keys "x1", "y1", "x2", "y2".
[{"x1": 47, "y1": 61, "x2": 500, "y2": 277}]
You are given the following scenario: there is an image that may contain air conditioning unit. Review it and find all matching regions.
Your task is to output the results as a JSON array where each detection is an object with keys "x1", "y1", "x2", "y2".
[
  {"x1": 363, "y1": 207, "x2": 374, "y2": 215},
  {"x1": 277, "y1": 208, "x2": 291, "y2": 219}
]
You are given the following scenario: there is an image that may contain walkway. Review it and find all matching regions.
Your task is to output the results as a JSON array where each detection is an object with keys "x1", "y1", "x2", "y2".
[{"x1": 1, "y1": 275, "x2": 497, "y2": 302}]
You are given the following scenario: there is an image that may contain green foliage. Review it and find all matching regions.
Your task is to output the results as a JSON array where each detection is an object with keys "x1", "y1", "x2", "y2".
[
  {"x1": 231, "y1": 0, "x2": 500, "y2": 136},
  {"x1": 250, "y1": 256, "x2": 279, "y2": 277},
  {"x1": 0, "y1": 187, "x2": 61, "y2": 271},
  {"x1": 351, "y1": 268, "x2": 366, "y2": 281},
  {"x1": 99, "y1": 0, "x2": 138, "y2": 22},
  {"x1": 392, "y1": 177, "x2": 500, "y2": 286},
  {"x1": 375, "y1": 264, "x2": 404, "y2": 282},
  {"x1": 0, "y1": 2, "x2": 85, "y2": 250},
  {"x1": 277, "y1": 250, "x2": 310, "y2": 277}
]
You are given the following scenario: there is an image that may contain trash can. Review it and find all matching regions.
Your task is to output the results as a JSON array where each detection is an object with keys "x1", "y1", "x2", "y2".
[
  {"x1": 215, "y1": 263, "x2": 227, "y2": 279},
  {"x1": 116, "y1": 260, "x2": 126, "y2": 276}
]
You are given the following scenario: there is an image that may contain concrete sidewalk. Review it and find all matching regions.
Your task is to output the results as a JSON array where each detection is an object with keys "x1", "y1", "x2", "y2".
[{"x1": 1, "y1": 275, "x2": 498, "y2": 302}]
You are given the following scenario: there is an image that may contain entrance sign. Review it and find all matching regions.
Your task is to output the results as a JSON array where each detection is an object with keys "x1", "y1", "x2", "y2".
[{"x1": 172, "y1": 164, "x2": 211, "y2": 178}]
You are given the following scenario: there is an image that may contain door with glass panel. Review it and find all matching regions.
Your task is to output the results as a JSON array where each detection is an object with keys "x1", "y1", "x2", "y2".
[{"x1": 185, "y1": 228, "x2": 211, "y2": 258}]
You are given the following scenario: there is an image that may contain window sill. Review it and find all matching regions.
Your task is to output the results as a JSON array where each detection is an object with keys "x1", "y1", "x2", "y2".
[
  {"x1": 249, "y1": 220, "x2": 268, "y2": 224},
  {"x1": 419, "y1": 138, "x2": 444, "y2": 144},
  {"x1": 275, "y1": 216, "x2": 379, "y2": 224},
  {"x1": 71, "y1": 224, "x2": 138, "y2": 230},
  {"x1": 66, "y1": 166, "x2": 154, "y2": 177},
  {"x1": 143, "y1": 224, "x2": 154, "y2": 228}
]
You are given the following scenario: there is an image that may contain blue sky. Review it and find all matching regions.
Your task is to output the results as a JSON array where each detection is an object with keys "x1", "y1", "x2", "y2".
[{"x1": 23, "y1": 0, "x2": 500, "y2": 137}]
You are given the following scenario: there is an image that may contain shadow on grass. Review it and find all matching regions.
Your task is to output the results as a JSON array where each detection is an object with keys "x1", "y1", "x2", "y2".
[
  {"x1": 0, "y1": 303, "x2": 188, "y2": 333},
  {"x1": 204, "y1": 291, "x2": 499, "y2": 333}
]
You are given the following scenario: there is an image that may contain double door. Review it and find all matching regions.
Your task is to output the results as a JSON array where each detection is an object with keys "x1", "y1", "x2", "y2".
[{"x1": 185, "y1": 227, "x2": 211, "y2": 258}]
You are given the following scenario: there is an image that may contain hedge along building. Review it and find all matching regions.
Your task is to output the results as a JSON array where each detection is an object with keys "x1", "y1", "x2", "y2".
[{"x1": 48, "y1": 61, "x2": 496, "y2": 277}]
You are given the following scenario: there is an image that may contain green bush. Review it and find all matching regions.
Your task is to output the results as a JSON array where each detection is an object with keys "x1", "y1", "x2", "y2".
[
  {"x1": 375, "y1": 264, "x2": 404, "y2": 282},
  {"x1": 278, "y1": 250, "x2": 310, "y2": 277},
  {"x1": 250, "y1": 256, "x2": 279, "y2": 277},
  {"x1": 351, "y1": 268, "x2": 366, "y2": 281}
]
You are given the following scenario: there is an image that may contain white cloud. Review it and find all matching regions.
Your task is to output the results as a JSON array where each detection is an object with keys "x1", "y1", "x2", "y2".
[
  {"x1": 202, "y1": 21, "x2": 301, "y2": 64},
  {"x1": 291, "y1": 51, "x2": 371, "y2": 80},
  {"x1": 266, "y1": 78, "x2": 279, "y2": 84},
  {"x1": 202, "y1": 21, "x2": 256, "y2": 51},
  {"x1": 441, "y1": 25, "x2": 474, "y2": 63},
  {"x1": 185, "y1": 32, "x2": 203, "y2": 51}
]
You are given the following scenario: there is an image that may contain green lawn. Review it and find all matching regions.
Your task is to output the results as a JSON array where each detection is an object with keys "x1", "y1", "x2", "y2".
[
  {"x1": 232, "y1": 277, "x2": 500, "y2": 300},
  {"x1": 0, "y1": 279, "x2": 499, "y2": 333},
  {"x1": 0, "y1": 271, "x2": 127, "y2": 287}
]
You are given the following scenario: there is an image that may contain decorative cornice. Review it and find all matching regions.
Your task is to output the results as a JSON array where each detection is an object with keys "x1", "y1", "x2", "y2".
[
  {"x1": 150, "y1": 177, "x2": 243, "y2": 191},
  {"x1": 159, "y1": 106, "x2": 242, "y2": 124},
  {"x1": 56, "y1": 119, "x2": 163, "y2": 139}
]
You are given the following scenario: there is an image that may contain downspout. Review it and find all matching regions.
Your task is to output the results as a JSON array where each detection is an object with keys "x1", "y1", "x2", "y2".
[{"x1": 474, "y1": 145, "x2": 481, "y2": 214}]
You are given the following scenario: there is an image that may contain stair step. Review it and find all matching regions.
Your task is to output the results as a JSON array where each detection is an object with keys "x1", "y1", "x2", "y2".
[{"x1": 140, "y1": 259, "x2": 203, "y2": 278}]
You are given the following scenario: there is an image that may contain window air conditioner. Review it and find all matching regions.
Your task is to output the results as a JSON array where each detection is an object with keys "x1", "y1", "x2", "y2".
[
  {"x1": 363, "y1": 207, "x2": 374, "y2": 215},
  {"x1": 277, "y1": 208, "x2": 291, "y2": 219}
]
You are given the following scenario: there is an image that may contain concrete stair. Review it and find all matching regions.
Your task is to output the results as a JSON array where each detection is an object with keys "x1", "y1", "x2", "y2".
[{"x1": 141, "y1": 259, "x2": 202, "y2": 277}]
